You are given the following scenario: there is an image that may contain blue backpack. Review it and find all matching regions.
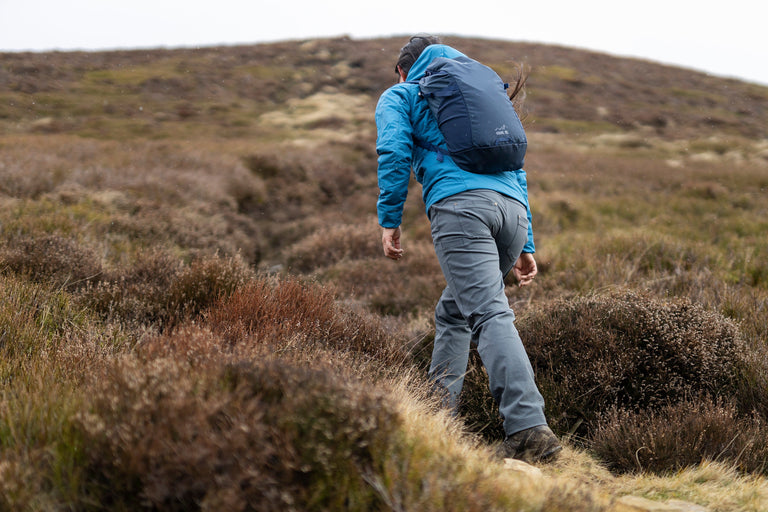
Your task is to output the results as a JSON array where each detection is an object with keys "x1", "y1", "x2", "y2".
[{"x1": 414, "y1": 56, "x2": 527, "y2": 174}]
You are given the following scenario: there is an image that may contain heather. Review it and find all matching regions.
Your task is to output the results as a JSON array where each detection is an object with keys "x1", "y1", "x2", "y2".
[{"x1": 1, "y1": 35, "x2": 768, "y2": 510}]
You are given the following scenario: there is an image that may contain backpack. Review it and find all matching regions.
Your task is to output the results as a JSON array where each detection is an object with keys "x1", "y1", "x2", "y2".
[{"x1": 413, "y1": 55, "x2": 527, "y2": 174}]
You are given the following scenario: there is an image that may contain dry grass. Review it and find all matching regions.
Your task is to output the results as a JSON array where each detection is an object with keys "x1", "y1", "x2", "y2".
[
  {"x1": 611, "y1": 461, "x2": 768, "y2": 512},
  {"x1": 548, "y1": 447, "x2": 768, "y2": 512},
  {"x1": 374, "y1": 377, "x2": 610, "y2": 512}
]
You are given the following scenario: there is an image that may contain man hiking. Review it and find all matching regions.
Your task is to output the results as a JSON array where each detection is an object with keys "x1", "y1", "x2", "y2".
[{"x1": 375, "y1": 35, "x2": 561, "y2": 463}]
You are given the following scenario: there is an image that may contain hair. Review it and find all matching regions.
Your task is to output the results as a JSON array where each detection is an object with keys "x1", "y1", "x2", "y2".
[
  {"x1": 507, "y1": 62, "x2": 530, "y2": 106},
  {"x1": 395, "y1": 35, "x2": 442, "y2": 77},
  {"x1": 395, "y1": 34, "x2": 529, "y2": 109}
]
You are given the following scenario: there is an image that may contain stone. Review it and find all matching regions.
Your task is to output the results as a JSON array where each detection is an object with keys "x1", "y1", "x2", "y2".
[
  {"x1": 610, "y1": 495, "x2": 708, "y2": 512},
  {"x1": 502, "y1": 458, "x2": 544, "y2": 479},
  {"x1": 666, "y1": 499, "x2": 708, "y2": 512}
]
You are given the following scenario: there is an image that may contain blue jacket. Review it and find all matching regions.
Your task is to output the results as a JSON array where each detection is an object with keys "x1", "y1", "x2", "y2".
[{"x1": 375, "y1": 44, "x2": 535, "y2": 253}]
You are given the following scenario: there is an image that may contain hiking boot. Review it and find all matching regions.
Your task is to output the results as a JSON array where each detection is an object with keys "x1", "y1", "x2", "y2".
[{"x1": 500, "y1": 425, "x2": 562, "y2": 463}]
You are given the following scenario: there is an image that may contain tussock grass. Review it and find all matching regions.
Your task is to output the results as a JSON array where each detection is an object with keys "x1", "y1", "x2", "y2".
[
  {"x1": 0, "y1": 371, "x2": 86, "y2": 511},
  {"x1": 550, "y1": 448, "x2": 768, "y2": 512},
  {"x1": 363, "y1": 375, "x2": 611, "y2": 512},
  {"x1": 0, "y1": 275, "x2": 90, "y2": 360}
]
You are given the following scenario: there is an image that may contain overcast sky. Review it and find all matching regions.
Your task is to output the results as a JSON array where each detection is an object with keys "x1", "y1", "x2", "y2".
[{"x1": 1, "y1": 0, "x2": 766, "y2": 86}]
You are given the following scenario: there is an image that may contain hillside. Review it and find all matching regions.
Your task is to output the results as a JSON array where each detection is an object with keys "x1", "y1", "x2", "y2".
[
  {"x1": 3, "y1": 35, "x2": 768, "y2": 140},
  {"x1": 1, "y1": 36, "x2": 768, "y2": 510}
]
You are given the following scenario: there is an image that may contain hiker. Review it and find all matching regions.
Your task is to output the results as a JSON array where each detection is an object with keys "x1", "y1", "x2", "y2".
[{"x1": 375, "y1": 35, "x2": 561, "y2": 463}]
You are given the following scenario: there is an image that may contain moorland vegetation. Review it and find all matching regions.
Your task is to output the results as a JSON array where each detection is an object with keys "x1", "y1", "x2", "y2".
[{"x1": 1, "y1": 35, "x2": 768, "y2": 510}]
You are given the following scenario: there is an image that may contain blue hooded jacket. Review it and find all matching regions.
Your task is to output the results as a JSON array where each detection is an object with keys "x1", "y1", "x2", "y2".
[{"x1": 375, "y1": 44, "x2": 535, "y2": 253}]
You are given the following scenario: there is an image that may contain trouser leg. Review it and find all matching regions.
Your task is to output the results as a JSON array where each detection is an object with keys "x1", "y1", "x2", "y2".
[
  {"x1": 429, "y1": 190, "x2": 546, "y2": 436},
  {"x1": 429, "y1": 286, "x2": 471, "y2": 411}
]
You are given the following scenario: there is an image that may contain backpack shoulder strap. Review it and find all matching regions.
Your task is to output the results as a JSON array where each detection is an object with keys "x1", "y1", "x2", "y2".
[{"x1": 402, "y1": 79, "x2": 447, "y2": 161}]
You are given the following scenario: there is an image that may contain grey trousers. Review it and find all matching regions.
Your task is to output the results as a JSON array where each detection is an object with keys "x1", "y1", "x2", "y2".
[{"x1": 428, "y1": 189, "x2": 546, "y2": 436}]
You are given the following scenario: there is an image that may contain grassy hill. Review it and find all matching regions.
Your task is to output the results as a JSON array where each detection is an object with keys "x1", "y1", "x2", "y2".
[
  {"x1": 1, "y1": 35, "x2": 768, "y2": 510},
  {"x1": 3, "y1": 35, "x2": 767, "y2": 139}
]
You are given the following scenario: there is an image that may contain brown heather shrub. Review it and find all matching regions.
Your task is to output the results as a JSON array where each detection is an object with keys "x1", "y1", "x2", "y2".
[
  {"x1": 593, "y1": 398, "x2": 768, "y2": 475},
  {"x1": 451, "y1": 290, "x2": 760, "y2": 448},
  {"x1": 104, "y1": 199, "x2": 262, "y2": 264},
  {"x1": 205, "y1": 276, "x2": 407, "y2": 366},
  {"x1": 75, "y1": 356, "x2": 401, "y2": 511},
  {"x1": 238, "y1": 145, "x2": 378, "y2": 232},
  {"x1": 284, "y1": 218, "x2": 381, "y2": 273},
  {"x1": 78, "y1": 248, "x2": 181, "y2": 327},
  {"x1": 0, "y1": 234, "x2": 102, "y2": 290},
  {"x1": 242, "y1": 153, "x2": 302, "y2": 181},
  {"x1": 0, "y1": 136, "x2": 266, "y2": 264},
  {"x1": 0, "y1": 150, "x2": 66, "y2": 199},
  {"x1": 516, "y1": 289, "x2": 752, "y2": 437},
  {"x1": 137, "y1": 322, "x2": 393, "y2": 383},
  {"x1": 167, "y1": 253, "x2": 253, "y2": 319},
  {"x1": 78, "y1": 250, "x2": 250, "y2": 328},
  {"x1": 648, "y1": 272, "x2": 768, "y2": 362},
  {"x1": 319, "y1": 241, "x2": 444, "y2": 317}
]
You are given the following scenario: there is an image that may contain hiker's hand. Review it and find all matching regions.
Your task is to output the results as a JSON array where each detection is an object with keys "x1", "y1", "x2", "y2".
[
  {"x1": 382, "y1": 227, "x2": 404, "y2": 260},
  {"x1": 512, "y1": 253, "x2": 537, "y2": 287}
]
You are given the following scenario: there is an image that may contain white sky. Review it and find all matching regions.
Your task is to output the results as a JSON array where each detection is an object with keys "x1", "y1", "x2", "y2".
[{"x1": 1, "y1": 0, "x2": 767, "y2": 86}]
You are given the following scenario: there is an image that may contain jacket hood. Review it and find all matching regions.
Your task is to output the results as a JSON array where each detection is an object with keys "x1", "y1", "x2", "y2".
[{"x1": 405, "y1": 44, "x2": 466, "y2": 81}]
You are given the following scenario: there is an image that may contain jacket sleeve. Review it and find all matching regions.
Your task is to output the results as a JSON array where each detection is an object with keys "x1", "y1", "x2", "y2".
[
  {"x1": 514, "y1": 170, "x2": 536, "y2": 253},
  {"x1": 375, "y1": 86, "x2": 414, "y2": 228}
]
